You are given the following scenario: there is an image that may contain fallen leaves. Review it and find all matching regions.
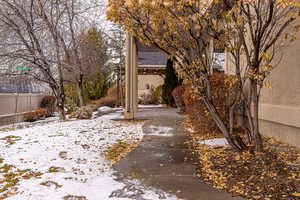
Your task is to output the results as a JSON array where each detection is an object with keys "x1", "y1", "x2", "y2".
[
  {"x1": 188, "y1": 133, "x2": 300, "y2": 200},
  {"x1": 105, "y1": 141, "x2": 140, "y2": 165},
  {"x1": 0, "y1": 162, "x2": 42, "y2": 199}
]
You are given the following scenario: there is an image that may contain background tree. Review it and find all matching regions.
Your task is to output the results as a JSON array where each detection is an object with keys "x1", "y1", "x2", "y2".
[
  {"x1": 162, "y1": 59, "x2": 181, "y2": 107},
  {"x1": 64, "y1": 27, "x2": 110, "y2": 106},
  {"x1": 105, "y1": 24, "x2": 126, "y2": 106},
  {"x1": 0, "y1": 0, "x2": 103, "y2": 119}
]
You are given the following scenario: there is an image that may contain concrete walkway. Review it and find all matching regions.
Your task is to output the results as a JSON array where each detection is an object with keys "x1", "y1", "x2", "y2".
[{"x1": 113, "y1": 107, "x2": 243, "y2": 200}]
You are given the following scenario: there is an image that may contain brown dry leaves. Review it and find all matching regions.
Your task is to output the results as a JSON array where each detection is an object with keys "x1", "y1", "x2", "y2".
[
  {"x1": 189, "y1": 133, "x2": 300, "y2": 200},
  {"x1": 105, "y1": 141, "x2": 140, "y2": 165}
]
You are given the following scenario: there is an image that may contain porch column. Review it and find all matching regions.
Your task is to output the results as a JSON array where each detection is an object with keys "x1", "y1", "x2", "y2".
[{"x1": 124, "y1": 33, "x2": 138, "y2": 119}]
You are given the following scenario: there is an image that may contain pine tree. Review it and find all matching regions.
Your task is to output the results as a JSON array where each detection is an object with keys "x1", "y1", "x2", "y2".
[{"x1": 162, "y1": 59, "x2": 181, "y2": 106}]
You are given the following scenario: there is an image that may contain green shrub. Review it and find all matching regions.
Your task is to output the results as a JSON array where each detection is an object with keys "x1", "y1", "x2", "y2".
[
  {"x1": 64, "y1": 75, "x2": 109, "y2": 106},
  {"x1": 153, "y1": 85, "x2": 164, "y2": 104}
]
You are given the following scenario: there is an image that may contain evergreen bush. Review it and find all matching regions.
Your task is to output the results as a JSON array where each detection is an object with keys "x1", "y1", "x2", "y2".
[{"x1": 162, "y1": 59, "x2": 181, "y2": 107}]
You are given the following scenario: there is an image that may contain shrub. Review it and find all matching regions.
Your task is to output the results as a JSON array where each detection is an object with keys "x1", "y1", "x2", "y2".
[
  {"x1": 172, "y1": 85, "x2": 187, "y2": 113},
  {"x1": 90, "y1": 85, "x2": 125, "y2": 108},
  {"x1": 153, "y1": 85, "x2": 164, "y2": 104},
  {"x1": 107, "y1": 86, "x2": 118, "y2": 97},
  {"x1": 162, "y1": 59, "x2": 181, "y2": 107},
  {"x1": 69, "y1": 106, "x2": 93, "y2": 119},
  {"x1": 182, "y1": 73, "x2": 236, "y2": 134},
  {"x1": 25, "y1": 108, "x2": 47, "y2": 122},
  {"x1": 107, "y1": 85, "x2": 125, "y2": 106},
  {"x1": 83, "y1": 77, "x2": 109, "y2": 102},
  {"x1": 138, "y1": 87, "x2": 160, "y2": 105},
  {"x1": 36, "y1": 108, "x2": 47, "y2": 118},
  {"x1": 91, "y1": 96, "x2": 118, "y2": 108},
  {"x1": 40, "y1": 96, "x2": 56, "y2": 117},
  {"x1": 85, "y1": 104, "x2": 98, "y2": 112},
  {"x1": 65, "y1": 104, "x2": 79, "y2": 115},
  {"x1": 25, "y1": 112, "x2": 39, "y2": 122}
]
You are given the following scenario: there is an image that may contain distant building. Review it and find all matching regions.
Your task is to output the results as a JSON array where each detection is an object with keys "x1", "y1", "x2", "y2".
[{"x1": 137, "y1": 43, "x2": 167, "y2": 96}]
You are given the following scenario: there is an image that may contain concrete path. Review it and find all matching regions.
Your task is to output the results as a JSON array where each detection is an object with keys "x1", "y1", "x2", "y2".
[{"x1": 113, "y1": 107, "x2": 243, "y2": 200}]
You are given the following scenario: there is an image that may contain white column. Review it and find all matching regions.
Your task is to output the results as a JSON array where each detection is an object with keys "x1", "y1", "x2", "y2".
[
  {"x1": 124, "y1": 33, "x2": 138, "y2": 119},
  {"x1": 132, "y1": 37, "x2": 138, "y2": 112}
]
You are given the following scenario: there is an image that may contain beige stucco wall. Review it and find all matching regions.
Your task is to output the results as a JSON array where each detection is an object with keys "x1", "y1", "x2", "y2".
[
  {"x1": 0, "y1": 94, "x2": 45, "y2": 116},
  {"x1": 224, "y1": 20, "x2": 300, "y2": 147},
  {"x1": 138, "y1": 75, "x2": 164, "y2": 96}
]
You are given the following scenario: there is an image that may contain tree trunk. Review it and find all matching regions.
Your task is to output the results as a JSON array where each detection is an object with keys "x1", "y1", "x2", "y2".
[
  {"x1": 251, "y1": 81, "x2": 263, "y2": 152},
  {"x1": 57, "y1": 94, "x2": 66, "y2": 120},
  {"x1": 203, "y1": 98, "x2": 246, "y2": 151},
  {"x1": 76, "y1": 74, "x2": 84, "y2": 107}
]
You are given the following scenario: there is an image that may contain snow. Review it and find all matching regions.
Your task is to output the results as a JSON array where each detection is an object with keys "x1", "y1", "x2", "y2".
[
  {"x1": 0, "y1": 112, "x2": 177, "y2": 200},
  {"x1": 98, "y1": 106, "x2": 115, "y2": 112},
  {"x1": 138, "y1": 104, "x2": 165, "y2": 108},
  {"x1": 199, "y1": 138, "x2": 229, "y2": 146},
  {"x1": 147, "y1": 125, "x2": 174, "y2": 137},
  {"x1": 0, "y1": 116, "x2": 60, "y2": 131}
]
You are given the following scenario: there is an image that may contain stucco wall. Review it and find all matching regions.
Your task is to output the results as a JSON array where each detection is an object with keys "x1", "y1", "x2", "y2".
[
  {"x1": 0, "y1": 93, "x2": 45, "y2": 116},
  {"x1": 138, "y1": 75, "x2": 164, "y2": 96},
  {"x1": 224, "y1": 21, "x2": 300, "y2": 147}
]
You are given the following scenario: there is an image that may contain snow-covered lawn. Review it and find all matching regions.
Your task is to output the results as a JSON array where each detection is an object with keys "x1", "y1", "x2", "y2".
[{"x1": 0, "y1": 112, "x2": 176, "y2": 200}]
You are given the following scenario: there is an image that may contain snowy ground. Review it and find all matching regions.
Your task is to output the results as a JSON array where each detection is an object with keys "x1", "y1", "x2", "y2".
[
  {"x1": 147, "y1": 126, "x2": 174, "y2": 137},
  {"x1": 0, "y1": 111, "x2": 177, "y2": 200},
  {"x1": 199, "y1": 138, "x2": 229, "y2": 147}
]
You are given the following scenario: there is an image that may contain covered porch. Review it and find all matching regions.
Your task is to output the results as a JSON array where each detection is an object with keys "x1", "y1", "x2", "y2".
[{"x1": 123, "y1": 34, "x2": 167, "y2": 119}]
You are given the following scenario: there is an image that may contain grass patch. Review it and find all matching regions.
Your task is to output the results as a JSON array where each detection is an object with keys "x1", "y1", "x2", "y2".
[
  {"x1": 40, "y1": 181, "x2": 62, "y2": 189},
  {"x1": 0, "y1": 158, "x2": 4, "y2": 164},
  {"x1": 0, "y1": 163, "x2": 42, "y2": 199},
  {"x1": 0, "y1": 136, "x2": 22, "y2": 145},
  {"x1": 63, "y1": 195, "x2": 87, "y2": 200},
  {"x1": 47, "y1": 166, "x2": 65, "y2": 173},
  {"x1": 106, "y1": 141, "x2": 139, "y2": 165}
]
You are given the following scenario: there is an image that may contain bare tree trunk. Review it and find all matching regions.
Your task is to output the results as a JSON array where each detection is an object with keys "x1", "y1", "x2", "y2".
[
  {"x1": 251, "y1": 80, "x2": 263, "y2": 152},
  {"x1": 76, "y1": 74, "x2": 84, "y2": 107},
  {"x1": 203, "y1": 97, "x2": 246, "y2": 151},
  {"x1": 57, "y1": 95, "x2": 66, "y2": 120}
]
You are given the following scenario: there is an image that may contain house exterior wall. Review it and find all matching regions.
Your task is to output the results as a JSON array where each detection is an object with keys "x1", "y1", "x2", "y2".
[
  {"x1": 138, "y1": 74, "x2": 164, "y2": 96},
  {"x1": 225, "y1": 21, "x2": 300, "y2": 148}
]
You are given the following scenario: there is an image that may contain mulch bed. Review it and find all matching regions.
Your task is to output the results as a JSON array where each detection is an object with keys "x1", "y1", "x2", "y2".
[{"x1": 187, "y1": 130, "x2": 300, "y2": 200}]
